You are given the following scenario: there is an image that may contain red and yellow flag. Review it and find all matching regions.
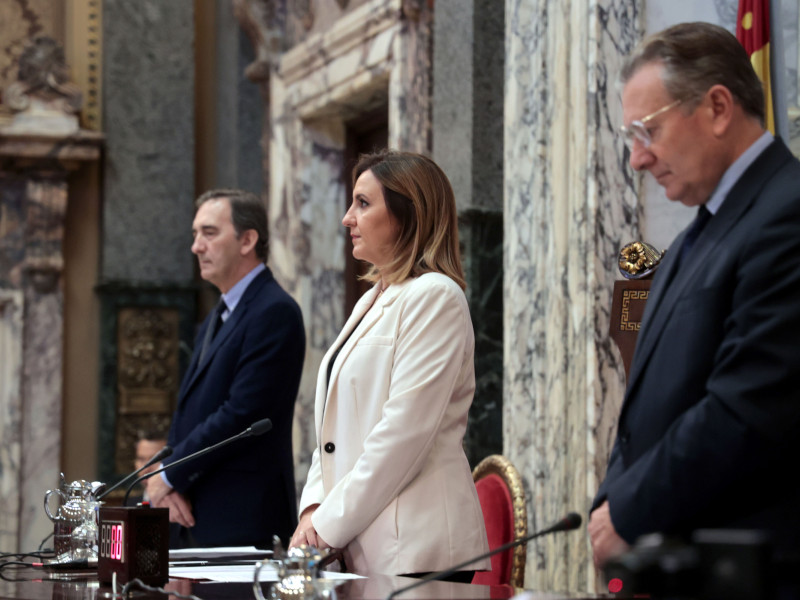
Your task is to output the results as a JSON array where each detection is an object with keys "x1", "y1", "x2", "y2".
[{"x1": 737, "y1": 0, "x2": 774, "y2": 133}]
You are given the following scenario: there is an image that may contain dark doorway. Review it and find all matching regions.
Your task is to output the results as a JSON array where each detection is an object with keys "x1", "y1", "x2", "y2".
[{"x1": 342, "y1": 108, "x2": 388, "y2": 316}]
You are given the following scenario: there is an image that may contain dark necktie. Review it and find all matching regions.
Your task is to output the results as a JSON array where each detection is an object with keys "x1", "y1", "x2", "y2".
[
  {"x1": 199, "y1": 299, "x2": 226, "y2": 363},
  {"x1": 677, "y1": 205, "x2": 712, "y2": 267}
]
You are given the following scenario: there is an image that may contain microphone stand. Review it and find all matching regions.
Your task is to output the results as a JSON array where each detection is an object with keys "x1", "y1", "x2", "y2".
[
  {"x1": 96, "y1": 446, "x2": 173, "y2": 501},
  {"x1": 384, "y1": 512, "x2": 583, "y2": 600},
  {"x1": 123, "y1": 418, "x2": 273, "y2": 505}
]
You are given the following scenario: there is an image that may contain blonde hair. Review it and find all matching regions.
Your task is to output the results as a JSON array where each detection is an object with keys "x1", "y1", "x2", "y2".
[{"x1": 352, "y1": 150, "x2": 466, "y2": 290}]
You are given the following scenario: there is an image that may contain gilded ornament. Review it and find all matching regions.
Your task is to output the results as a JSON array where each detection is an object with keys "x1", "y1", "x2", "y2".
[{"x1": 618, "y1": 241, "x2": 665, "y2": 279}]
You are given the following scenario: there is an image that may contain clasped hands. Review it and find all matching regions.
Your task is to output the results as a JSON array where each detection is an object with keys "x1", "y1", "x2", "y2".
[
  {"x1": 146, "y1": 473, "x2": 196, "y2": 529},
  {"x1": 289, "y1": 505, "x2": 331, "y2": 550},
  {"x1": 588, "y1": 501, "x2": 630, "y2": 567}
]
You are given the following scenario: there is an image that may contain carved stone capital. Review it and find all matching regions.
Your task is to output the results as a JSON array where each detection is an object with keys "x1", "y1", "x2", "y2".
[
  {"x1": 1, "y1": 37, "x2": 83, "y2": 135},
  {"x1": 23, "y1": 257, "x2": 64, "y2": 294}
]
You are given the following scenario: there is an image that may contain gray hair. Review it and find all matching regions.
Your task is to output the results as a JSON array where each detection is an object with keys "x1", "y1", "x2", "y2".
[{"x1": 621, "y1": 22, "x2": 765, "y2": 125}]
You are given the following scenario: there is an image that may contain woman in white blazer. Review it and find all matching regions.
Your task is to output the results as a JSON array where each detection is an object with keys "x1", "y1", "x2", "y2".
[{"x1": 290, "y1": 150, "x2": 489, "y2": 578}]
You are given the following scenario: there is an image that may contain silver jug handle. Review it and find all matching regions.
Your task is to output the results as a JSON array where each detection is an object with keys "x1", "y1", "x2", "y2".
[
  {"x1": 43, "y1": 488, "x2": 67, "y2": 521},
  {"x1": 253, "y1": 558, "x2": 282, "y2": 600}
]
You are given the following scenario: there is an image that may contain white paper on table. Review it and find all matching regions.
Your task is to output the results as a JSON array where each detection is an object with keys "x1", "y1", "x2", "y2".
[
  {"x1": 170, "y1": 562, "x2": 363, "y2": 583},
  {"x1": 169, "y1": 546, "x2": 265, "y2": 558}
]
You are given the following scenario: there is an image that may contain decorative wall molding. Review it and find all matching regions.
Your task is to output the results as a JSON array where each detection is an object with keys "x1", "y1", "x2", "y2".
[{"x1": 66, "y1": 0, "x2": 104, "y2": 130}]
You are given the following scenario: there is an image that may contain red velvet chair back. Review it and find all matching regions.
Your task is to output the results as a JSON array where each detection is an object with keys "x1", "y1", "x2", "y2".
[{"x1": 471, "y1": 455, "x2": 527, "y2": 589}]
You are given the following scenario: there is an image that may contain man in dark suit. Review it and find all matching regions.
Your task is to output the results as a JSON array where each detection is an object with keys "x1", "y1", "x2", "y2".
[
  {"x1": 147, "y1": 189, "x2": 305, "y2": 548},
  {"x1": 590, "y1": 22, "x2": 800, "y2": 568}
]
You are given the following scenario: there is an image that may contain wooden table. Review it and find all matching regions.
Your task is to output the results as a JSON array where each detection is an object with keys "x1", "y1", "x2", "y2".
[{"x1": 0, "y1": 568, "x2": 605, "y2": 600}]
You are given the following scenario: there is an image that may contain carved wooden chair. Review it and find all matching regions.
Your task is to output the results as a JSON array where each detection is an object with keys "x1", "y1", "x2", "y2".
[{"x1": 471, "y1": 454, "x2": 527, "y2": 589}]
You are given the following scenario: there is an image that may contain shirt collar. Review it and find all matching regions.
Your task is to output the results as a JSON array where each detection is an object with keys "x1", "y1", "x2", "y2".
[
  {"x1": 220, "y1": 263, "x2": 265, "y2": 320},
  {"x1": 705, "y1": 130, "x2": 773, "y2": 215}
]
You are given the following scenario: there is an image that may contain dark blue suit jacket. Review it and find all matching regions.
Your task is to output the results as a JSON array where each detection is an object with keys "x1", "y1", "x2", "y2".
[
  {"x1": 593, "y1": 139, "x2": 800, "y2": 557},
  {"x1": 165, "y1": 267, "x2": 305, "y2": 547}
]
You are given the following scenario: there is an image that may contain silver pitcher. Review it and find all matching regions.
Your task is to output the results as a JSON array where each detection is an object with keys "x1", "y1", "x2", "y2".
[
  {"x1": 253, "y1": 537, "x2": 339, "y2": 600},
  {"x1": 44, "y1": 475, "x2": 105, "y2": 560}
]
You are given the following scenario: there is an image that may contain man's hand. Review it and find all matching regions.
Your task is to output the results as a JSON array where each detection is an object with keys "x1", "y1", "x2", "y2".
[
  {"x1": 159, "y1": 491, "x2": 195, "y2": 528},
  {"x1": 145, "y1": 472, "x2": 172, "y2": 506},
  {"x1": 588, "y1": 501, "x2": 630, "y2": 567},
  {"x1": 146, "y1": 473, "x2": 195, "y2": 528},
  {"x1": 289, "y1": 505, "x2": 330, "y2": 550}
]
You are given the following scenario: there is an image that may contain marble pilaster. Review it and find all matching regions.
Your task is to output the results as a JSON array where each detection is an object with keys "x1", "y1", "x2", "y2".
[
  {"x1": 101, "y1": 0, "x2": 195, "y2": 283},
  {"x1": 0, "y1": 290, "x2": 23, "y2": 552},
  {"x1": 215, "y1": 0, "x2": 266, "y2": 194},
  {"x1": 0, "y1": 146, "x2": 101, "y2": 552},
  {"x1": 433, "y1": 0, "x2": 505, "y2": 466},
  {"x1": 0, "y1": 33, "x2": 102, "y2": 552},
  {"x1": 97, "y1": 0, "x2": 196, "y2": 495},
  {"x1": 504, "y1": 0, "x2": 642, "y2": 592}
]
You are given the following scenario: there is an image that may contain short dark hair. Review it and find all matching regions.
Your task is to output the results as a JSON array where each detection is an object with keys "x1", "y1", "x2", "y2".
[
  {"x1": 621, "y1": 22, "x2": 765, "y2": 125},
  {"x1": 195, "y1": 189, "x2": 269, "y2": 262}
]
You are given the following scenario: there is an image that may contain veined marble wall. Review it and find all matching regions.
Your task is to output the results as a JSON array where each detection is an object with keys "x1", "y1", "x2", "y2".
[
  {"x1": 504, "y1": 0, "x2": 642, "y2": 592},
  {"x1": 267, "y1": 0, "x2": 432, "y2": 487},
  {"x1": 0, "y1": 291, "x2": 23, "y2": 552}
]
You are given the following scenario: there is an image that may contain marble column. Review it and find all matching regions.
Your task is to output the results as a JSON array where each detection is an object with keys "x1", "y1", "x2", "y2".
[
  {"x1": 215, "y1": 0, "x2": 266, "y2": 195},
  {"x1": 433, "y1": 0, "x2": 505, "y2": 466},
  {"x1": 0, "y1": 37, "x2": 102, "y2": 552},
  {"x1": 96, "y1": 0, "x2": 196, "y2": 487},
  {"x1": 0, "y1": 289, "x2": 23, "y2": 553},
  {"x1": 504, "y1": 0, "x2": 642, "y2": 591}
]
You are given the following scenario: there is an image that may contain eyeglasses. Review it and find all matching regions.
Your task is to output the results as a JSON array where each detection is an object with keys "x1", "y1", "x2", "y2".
[{"x1": 620, "y1": 99, "x2": 682, "y2": 149}]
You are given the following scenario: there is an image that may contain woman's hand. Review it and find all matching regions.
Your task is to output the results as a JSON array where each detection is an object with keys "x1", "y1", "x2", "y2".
[{"x1": 290, "y1": 504, "x2": 330, "y2": 549}]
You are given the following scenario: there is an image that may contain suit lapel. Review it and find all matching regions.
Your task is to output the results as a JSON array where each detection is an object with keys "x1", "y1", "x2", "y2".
[
  {"x1": 179, "y1": 269, "x2": 271, "y2": 405},
  {"x1": 623, "y1": 140, "x2": 792, "y2": 407},
  {"x1": 315, "y1": 282, "x2": 406, "y2": 434}
]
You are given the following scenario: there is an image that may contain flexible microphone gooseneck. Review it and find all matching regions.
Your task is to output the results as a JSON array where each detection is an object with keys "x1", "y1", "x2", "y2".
[
  {"x1": 384, "y1": 512, "x2": 583, "y2": 600},
  {"x1": 122, "y1": 418, "x2": 273, "y2": 505},
  {"x1": 96, "y1": 445, "x2": 174, "y2": 501}
]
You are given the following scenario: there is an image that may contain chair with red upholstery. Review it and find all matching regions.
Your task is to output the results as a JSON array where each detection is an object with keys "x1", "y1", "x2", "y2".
[{"x1": 471, "y1": 454, "x2": 528, "y2": 589}]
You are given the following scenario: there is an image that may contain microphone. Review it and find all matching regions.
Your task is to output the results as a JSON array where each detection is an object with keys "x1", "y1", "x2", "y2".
[
  {"x1": 384, "y1": 512, "x2": 583, "y2": 600},
  {"x1": 96, "y1": 445, "x2": 174, "y2": 500},
  {"x1": 122, "y1": 418, "x2": 273, "y2": 505}
]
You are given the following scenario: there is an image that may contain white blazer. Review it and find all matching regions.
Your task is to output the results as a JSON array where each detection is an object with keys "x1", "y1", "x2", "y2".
[{"x1": 298, "y1": 273, "x2": 490, "y2": 575}]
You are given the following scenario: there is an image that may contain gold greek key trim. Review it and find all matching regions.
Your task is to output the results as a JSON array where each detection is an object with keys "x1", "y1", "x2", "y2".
[
  {"x1": 472, "y1": 454, "x2": 528, "y2": 588},
  {"x1": 620, "y1": 289, "x2": 648, "y2": 331},
  {"x1": 65, "y1": 0, "x2": 102, "y2": 130}
]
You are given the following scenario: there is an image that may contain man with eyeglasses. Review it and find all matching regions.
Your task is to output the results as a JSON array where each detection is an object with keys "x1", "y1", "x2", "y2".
[{"x1": 589, "y1": 22, "x2": 800, "y2": 574}]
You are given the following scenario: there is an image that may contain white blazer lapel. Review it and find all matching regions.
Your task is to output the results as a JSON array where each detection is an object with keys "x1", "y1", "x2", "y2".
[{"x1": 314, "y1": 284, "x2": 382, "y2": 434}]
